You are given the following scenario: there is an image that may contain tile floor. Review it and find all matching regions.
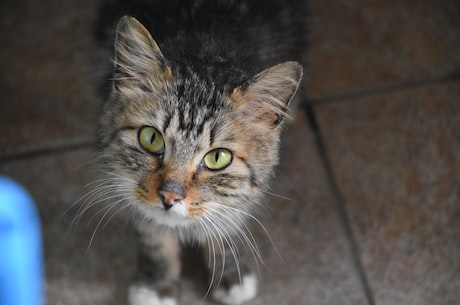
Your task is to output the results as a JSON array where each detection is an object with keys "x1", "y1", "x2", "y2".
[{"x1": 1, "y1": 1, "x2": 459, "y2": 304}]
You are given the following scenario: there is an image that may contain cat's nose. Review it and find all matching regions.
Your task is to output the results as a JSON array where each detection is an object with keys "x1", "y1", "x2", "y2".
[
  {"x1": 158, "y1": 180, "x2": 185, "y2": 210},
  {"x1": 158, "y1": 190, "x2": 184, "y2": 210}
]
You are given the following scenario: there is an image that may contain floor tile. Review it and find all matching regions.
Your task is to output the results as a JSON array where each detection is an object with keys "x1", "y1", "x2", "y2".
[
  {"x1": 307, "y1": 0, "x2": 460, "y2": 98},
  {"x1": 315, "y1": 82, "x2": 460, "y2": 305},
  {"x1": 1, "y1": 114, "x2": 368, "y2": 305},
  {"x1": 250, "y1": 113, "x2": 368, "y2": 305},
  {"x1": 0, "y1": 0, "x2": 101, "y2": 157}
]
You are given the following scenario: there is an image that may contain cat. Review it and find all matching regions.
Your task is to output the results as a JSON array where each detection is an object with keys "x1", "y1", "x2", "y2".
[{"x1": 94, "y1": 0, "x2": 307, "y2": 304}]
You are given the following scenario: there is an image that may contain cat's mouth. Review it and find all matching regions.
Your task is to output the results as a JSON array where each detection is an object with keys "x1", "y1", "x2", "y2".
[
  {"x1": 160, "y1": 201, "x2": 187, "y2": 218},
  {"x1": 136, "y1": 201, "x2": 193, "y2": 227}
]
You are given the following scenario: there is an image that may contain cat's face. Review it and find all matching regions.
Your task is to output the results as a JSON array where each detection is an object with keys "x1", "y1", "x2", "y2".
[{"x1": 97, "y1": 17, "x2": 302, "y2": 236}]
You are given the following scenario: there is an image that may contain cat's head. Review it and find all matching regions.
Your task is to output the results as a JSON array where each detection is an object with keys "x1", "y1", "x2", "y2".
[{"x1": 97, "y1": 16, "x2": 302, "y2": 237}]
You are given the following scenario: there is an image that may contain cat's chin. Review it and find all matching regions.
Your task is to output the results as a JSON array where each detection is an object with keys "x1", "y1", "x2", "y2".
[{"x1": 135, "y1": 203, "x2": 192, "y2": 228}]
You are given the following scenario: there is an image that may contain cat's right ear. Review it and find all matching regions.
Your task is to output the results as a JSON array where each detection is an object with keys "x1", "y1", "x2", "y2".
[
  {"x1": 229, "y1": 61, "x2": 303, "y2": 128},
  {"x1": 113, "y1": 16, "x2": 173, "y2": 93}
]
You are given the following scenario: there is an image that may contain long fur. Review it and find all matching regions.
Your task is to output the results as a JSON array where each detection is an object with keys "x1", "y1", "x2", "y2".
[{"x1": 91, "y1": 0, "x2": 308, "y2": 304}]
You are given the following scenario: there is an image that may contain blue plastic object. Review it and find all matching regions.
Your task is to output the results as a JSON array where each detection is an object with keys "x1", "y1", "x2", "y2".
[{"x1": 0, "y1": 176, "x2": 44, "y2": 305}]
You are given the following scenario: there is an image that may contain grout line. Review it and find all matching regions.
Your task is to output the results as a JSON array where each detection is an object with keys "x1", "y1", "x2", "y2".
[
  {"x1": 307, "y1": 70, "x2": 460, "y2": 105},
  {"x1": 0, "y1": 139, "x2": 96, "y2": 164},
  {"x1": 303, "y1": 104, "x2": 376, "y2": 305}
]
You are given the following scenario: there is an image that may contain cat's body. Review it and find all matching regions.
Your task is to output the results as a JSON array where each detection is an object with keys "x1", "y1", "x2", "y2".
[{"x1": 94, "y1": 1, "x2": 307, "y2": 304}]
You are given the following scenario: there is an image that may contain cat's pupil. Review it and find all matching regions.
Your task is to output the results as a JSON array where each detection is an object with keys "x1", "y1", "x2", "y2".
[
  {"x1": 215, "y1": 151, "x2": 220, "y2": 162},
  {"x1": 150, "y1": 133, "x2": 156, "y2": 144}
]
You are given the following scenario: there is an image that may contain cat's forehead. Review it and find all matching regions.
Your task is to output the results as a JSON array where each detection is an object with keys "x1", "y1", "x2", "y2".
[
  {"x1": 162, "y1": 70, "x2": 230, "y2": 137},
  {"x1": 173, "y1": 68, "x2": 225, "y2": 108},
  {"x1": 121, "y1": 67, "x2": 236, "y2": 145},
  {"x1": 161, "y1": 98, "x2": 229, "y2": 149}
]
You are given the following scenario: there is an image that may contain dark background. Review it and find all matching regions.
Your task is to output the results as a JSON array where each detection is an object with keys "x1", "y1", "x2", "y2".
[{"x1": 1, "y1": 0, "x2": 459, "y2": 304}]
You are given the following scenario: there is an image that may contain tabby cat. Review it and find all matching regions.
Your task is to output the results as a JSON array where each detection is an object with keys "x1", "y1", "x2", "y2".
[{"x1": 95, "y1": 0, "x2": 307, "y2": 304}]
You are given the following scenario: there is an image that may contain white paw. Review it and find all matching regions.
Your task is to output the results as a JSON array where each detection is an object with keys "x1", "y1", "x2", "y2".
[
  {"x1": 128, "y1": 285, "x2": 177, "y2": 305},
  {"x1": 212, "y1": 274, "x2": 258, "y2": 305}
]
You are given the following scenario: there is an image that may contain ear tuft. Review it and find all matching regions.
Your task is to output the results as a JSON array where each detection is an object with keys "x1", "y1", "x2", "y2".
[
  {"x1": 113, "y1": 16, "x2": 172, "y2": 92},
  {"x1": 230, "y1": 61, "x2": 303, "y2": 127}
]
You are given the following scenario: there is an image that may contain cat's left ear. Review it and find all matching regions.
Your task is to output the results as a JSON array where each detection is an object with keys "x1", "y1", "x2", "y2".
[
  {"x1": 113, "y1": 16, "x2": 172, "y2": 92},
  {"x1": 229, "y1": 61, "x2": 303, "y2": 128}
]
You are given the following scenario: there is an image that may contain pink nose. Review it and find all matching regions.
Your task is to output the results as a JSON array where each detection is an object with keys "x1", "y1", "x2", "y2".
[
  {"x1": 158, "y1": 180, "x2": 185, "y2": 210},
  {"x1": 158, "y1": 190, "x2": 184, "y2": 210}
]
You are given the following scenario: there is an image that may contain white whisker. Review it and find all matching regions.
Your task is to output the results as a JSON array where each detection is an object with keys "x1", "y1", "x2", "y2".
[
  {"x1": 204, "y1": 211, "x2": 242, "y2": 285},
  {"x1": 202, "y1": 212, "x2": 243, "y2": 290},
  {"x1": 198, "y1": 217, "x2": 217, "y2": 300},
  {"x1": 216, "y1": 203, "x2": 282, "y2": 262},
  {"x1": 72, "y1": 184, "x2": 130, "y2": 227},
  {"x1": 101, "y1": 202, "x2": 133, "y2": 228},
  {"x1": 261, "y1": 189, "x2": 294, "y2": 202},
  {"x1": 86, "y1": 195, "x2": 131, "y2": 252},
  {"x1": 208, "y1": 204, "x2": 263, "y2": 276},
  {"x1": 65, "y1": 172, "x2": 135, "y2": 252},
  {"x1": 202, "y1": 214, "x2": 226, "y2": 288}
]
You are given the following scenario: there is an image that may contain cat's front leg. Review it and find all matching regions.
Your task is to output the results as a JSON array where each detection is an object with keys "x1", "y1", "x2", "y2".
[
  {"x1": 129, "y1": 226, "x2": 181, "y2": 305},
  {"x1": 204, "y1": 241, "x2": 258, "y2": 305}
]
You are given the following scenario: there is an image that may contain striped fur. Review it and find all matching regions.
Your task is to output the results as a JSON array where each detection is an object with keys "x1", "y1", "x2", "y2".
[{"x1": 94, "y1": 1, "x2": 307, "y2": 304}]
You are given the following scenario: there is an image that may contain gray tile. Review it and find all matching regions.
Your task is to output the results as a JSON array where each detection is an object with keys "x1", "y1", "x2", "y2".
[
  {"x1": 307, "y1": 0, "x2": 460, "y2": 98},
  {"x1": 0, "y1": 0, "x2": 101, "y2": 157},
  {"x1": 316, "y1": 82, "x2": 460, "y2": 305},
  {"x1": 251, "y1": 113, "x2": 368, "y2": 305}
]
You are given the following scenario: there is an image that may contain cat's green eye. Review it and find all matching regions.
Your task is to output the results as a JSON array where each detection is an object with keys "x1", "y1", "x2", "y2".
[
  {"x1": 138, "y1": 126, "x2": 165, "y2": 155},
  {"x1": 203, "y1": 148, "x2": 233, "y2": 170}
]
